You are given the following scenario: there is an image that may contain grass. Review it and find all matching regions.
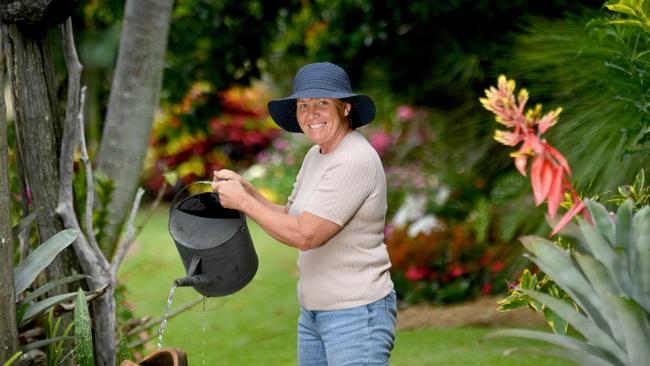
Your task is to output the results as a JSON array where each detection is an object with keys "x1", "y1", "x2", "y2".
[{"x1": 118, "y1": 205, "x2": 573, "y2": 365}]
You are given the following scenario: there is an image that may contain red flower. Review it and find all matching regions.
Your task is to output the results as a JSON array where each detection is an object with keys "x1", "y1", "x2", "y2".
[
  {"x1": 481, "y1": 283, "x2": 492, "y2": 295},
  {"x1": 480, "y1": 75, "x2": 591, "y2": 236},
  {"x1": 404, "y1": 266, "x2": 429, "y2": 281},
  {"x1": 491, "y1": 261, "x2": 505, "y2": 273},
  {"x1": 449, "y1": 265, "x2": 464, "y2": 278}
]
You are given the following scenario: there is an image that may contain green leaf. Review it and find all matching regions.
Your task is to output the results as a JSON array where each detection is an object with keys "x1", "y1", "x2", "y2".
[
  {"x1": 501, "y1": 345, "x2": 619, "y2": 366},
  {"x1": 605, "y1": 3, "x2": 639, "y2": 17},
  {"x1": 520, "y1": 236, "x2": 612, "y2": 337},
  {"x1": 608, "y1": 295, "x2": 650, "y2": 365},
  {"x1": 607, "y1": 19, "x2": 650, "y2": 32},
  {"x1": 574, "y1": 253, "x2": 626, "y2": 344},
  {"x1": 74, "y1": 289, "x2": 95, "y2": 366},
  {"x1": 11, "y1": 208, "x2": 42, "y2": 240},
  {"x1": 2, "y1": 351, "x2": 23, "y2": 366},
  {"x1": 20, "y1": 336, "x2": 75, "y2": 353},
  {"x1": 632, "y1": 206, "x2": 650, "y2": 308},
  {"x1": 521, "y1": 289, "x2": 626, "y2": 364},
  {"x1": 116, "y1": 330, "x2": 135, "y2": 365},
  {"x1": 542, "y1": 306, "x2": 569, "y2": 335},
  {"x1": 163, "y1": 170, "x2": 178, "y2": 187},
  {"x1": 520, "y1": 269, "x2": 533, "y2": 289},
  {"x1": 578, "y1": 219, "x2": 630, "y2": 293},
  {"x1": 585, "y1": 200, "x2": 616, "y2": 245},
  {"x1": 13, "y1": 229, "x2": 79, "y2": 295},
  {"x1": 484, "y1": 328, "x2": 618, "y2": 365},
  {"x1": 20, "y1": 292, "x2": 79, "y2": 325},
  {"x1": 616, "y1": 200, "x2": 634, "y2": 269},
  {"x1": 18, "y1": 274, "x2": 88, "y2": 306}
]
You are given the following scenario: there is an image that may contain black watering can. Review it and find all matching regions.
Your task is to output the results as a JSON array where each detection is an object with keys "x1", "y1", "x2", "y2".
[{"x1": 168, "y1": 181, "x2": 258, "y2": 297}]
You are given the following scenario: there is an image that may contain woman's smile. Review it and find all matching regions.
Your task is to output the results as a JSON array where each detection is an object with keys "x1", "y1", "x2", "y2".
[{"x1": 296, "y1": 98, "x2": 351, "y2": 153}]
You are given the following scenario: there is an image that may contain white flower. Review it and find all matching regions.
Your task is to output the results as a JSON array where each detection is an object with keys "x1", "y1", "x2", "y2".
[
  {"x1": 407, "y1": 215, "x2": 445, "y2": 238},
  {"x1": 243, "y1": 164, "x2": 266, "y2": 180},
  {"x1": 435, "y1": 185, "x2": 450, "y2": 205},
  {"x1": 392, "y1": 194, "x2": 427, "y2": 228}
]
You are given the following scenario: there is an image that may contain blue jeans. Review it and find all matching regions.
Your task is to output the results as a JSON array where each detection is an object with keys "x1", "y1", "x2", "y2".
[{"x1": 297, "y1": 290, "x2": 397, "y2": 366}]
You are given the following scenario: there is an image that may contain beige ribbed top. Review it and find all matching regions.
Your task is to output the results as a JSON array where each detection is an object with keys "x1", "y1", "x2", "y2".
[{"x1": 287, "y1": 131, "x2": 394, "y2": 310}]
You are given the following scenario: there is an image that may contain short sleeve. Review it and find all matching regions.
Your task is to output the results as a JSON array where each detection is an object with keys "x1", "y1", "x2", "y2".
[{"x1": 303, "y1": 155, "x2": 376, "y2": 226}]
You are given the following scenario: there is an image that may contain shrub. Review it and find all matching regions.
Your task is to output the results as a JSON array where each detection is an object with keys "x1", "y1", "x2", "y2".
[{"x1": 143, "y1": 84, "x2": 281, "y2": 196}]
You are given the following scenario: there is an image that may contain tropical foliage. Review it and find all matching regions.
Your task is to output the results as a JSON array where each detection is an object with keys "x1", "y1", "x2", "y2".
[{"x1": 487, "y1": 199, "x2": 650, "y2": 366}]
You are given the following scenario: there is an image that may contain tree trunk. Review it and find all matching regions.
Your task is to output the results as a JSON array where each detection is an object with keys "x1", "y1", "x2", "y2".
[
  {"x1": 0, "y1": 36, "x2": 19, "y2": 364},
  {"x1": 2, "y1": 24, "x2": 82, "y2": 294},
  {"x1": 95, "y1": 0, "x2": 174, "y2": 256}
]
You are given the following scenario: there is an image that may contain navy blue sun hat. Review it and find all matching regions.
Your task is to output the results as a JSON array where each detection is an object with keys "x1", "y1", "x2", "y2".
[{"x1": 267, "y1": 62, "x2": 376, "y2": 133}]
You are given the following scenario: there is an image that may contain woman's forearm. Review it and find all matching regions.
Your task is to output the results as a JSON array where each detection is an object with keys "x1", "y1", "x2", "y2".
[
  {"x1": 243, "y1": 181, "x2": 287, "y2": 214},
  {"x1": 239, "y1": 193, "x2": 307, "y2": 249}
]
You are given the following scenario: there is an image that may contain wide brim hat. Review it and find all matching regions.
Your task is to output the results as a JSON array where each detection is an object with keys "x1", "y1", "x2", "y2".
[{"x1": 268, "y1": 62, "x2": 376, "y2": 133}]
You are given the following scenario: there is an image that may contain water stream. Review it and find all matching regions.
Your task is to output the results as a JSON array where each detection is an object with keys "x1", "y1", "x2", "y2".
[
  {"x1": 202, "y1": 296, "x2": 207, "y2": 366},
  {"x1": 157, "y1": 282, "x2": 177, "y2": 350}
]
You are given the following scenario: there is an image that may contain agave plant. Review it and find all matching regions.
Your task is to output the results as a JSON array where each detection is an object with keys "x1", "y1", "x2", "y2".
[{"x1": 486, "y1": 199, "x2": 650, "y2": 366}]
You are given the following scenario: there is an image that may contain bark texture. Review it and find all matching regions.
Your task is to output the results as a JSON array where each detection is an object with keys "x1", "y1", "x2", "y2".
[
  {"x1": 0, "y1": 0, "x2": 78, "y2": 29},
  {"x1": 2, "y1": 23, "x2": 81, "y2": 293},
  {"x1": 95, "y1": 0, "x2": 174, "y2": 256},
  {"x1": 0, "y1": 36, "x2": 19, "y2": 363}
]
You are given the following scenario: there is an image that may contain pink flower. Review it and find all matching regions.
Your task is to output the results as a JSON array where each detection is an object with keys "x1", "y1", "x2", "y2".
[
  {"x1": 384, "y1": 224, "x2": 395, "y2": 238},
  {"x1": 405, "y1": 266, "x2": 429, "y2": 281},
  {"x1": 369, "y1": 131, "x2": 392, "y2": 157},
  {"x1": 273, "y1": 139, "x2": 290, "y2": 151},
  {"x1": 397, "y1": 105, "x2": 415, "y2": 121}
]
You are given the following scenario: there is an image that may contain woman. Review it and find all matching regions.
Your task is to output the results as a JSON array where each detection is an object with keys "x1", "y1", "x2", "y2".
[{"x1": 212, "y1": 61, "x2": 396, "y2": 365}]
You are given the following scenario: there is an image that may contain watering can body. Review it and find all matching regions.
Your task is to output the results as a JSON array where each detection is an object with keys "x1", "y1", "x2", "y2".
[{"x1": 168, "y1": 183, "x2": 258, "y2": 297}]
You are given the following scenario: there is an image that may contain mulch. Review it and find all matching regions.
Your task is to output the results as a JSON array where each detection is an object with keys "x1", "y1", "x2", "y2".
[{"x1": 396, "y1": 296, "x2": 546, "y2": 330}]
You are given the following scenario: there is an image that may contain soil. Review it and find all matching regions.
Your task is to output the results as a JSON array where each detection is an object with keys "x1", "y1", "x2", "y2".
[{"x1": 396, "y1": 296, "x2": 546, "y2": 330}]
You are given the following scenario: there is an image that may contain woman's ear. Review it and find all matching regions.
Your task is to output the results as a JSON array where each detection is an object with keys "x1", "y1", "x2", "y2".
[{"x1": 344, "y1": 103, "x2": 351, "y2": 117}]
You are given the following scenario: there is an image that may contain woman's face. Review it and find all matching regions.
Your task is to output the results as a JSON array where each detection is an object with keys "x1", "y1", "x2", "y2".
[{"x1": 296, "y1": 98, "x2": 352, "y2": 153}]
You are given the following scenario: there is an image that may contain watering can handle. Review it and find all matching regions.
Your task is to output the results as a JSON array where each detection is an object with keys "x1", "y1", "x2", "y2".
[{"x1": 169, "y1": 180, "x2": 219, "y2": 210}]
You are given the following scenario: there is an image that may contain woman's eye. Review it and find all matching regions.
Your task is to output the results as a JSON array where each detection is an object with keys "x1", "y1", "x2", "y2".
[
  {"x1": 319, "y1": 100, "x2": 329, "y2": 106},
  {"x1": 297, "y1": 104, "x2": 307, "y2": 110}
]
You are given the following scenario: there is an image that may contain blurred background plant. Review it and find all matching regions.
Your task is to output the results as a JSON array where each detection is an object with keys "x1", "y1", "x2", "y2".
[{"x1": 142, "y1": 84, "x2": 281, "y2": 196}]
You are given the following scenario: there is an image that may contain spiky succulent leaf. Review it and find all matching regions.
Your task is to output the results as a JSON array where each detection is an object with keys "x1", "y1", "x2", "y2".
[
  {"x1": 574, "y1": 253, "x2": 625, "y2": 344},
  {"x1": 608, "y1": 295, "x2": 650, "y2": 366},
  {"x1": 503, "y1": 346, "x2": 620, "y2": 366},
  {"x1": 615, "y1": 200, "x2": 634, "y2": 273},
  {"x1": 632, "y1": 206, "x2": 650, "y2": 308},
  {"x1": 586, "y1": 200, "x2": 616, "y2": 245},
  {"x1": 484, "y1": 328, "x2": 619, "y2": 365},
  {"x1": 578, "y1": 218, "x2": 631, "y2": 294},
  {"x1": 520, "y1": 236, "x2": 613, "y2": 337},
  {"x1": 520, "y1": 289, "x2": 626, "y2": 364}
]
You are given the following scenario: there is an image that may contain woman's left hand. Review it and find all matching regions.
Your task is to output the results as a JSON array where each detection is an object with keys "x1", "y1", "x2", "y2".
[{"x1": 213, "y1": 179, "x2": 247, "y2": 210}]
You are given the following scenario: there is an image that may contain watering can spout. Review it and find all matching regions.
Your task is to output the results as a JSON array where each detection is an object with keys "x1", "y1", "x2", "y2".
[{"x1": 173, "y1": 275, "x2": 212, "y2": 288}]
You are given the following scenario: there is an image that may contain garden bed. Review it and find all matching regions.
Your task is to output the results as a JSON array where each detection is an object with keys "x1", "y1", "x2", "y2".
[{"x1": 397, "y1": 296, "x2": 545, "y2": 330}]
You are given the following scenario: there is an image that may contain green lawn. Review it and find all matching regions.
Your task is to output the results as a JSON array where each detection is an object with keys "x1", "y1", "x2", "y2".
[{"x1": 118, "y1": 206, "x2": 572, "y2": 365}]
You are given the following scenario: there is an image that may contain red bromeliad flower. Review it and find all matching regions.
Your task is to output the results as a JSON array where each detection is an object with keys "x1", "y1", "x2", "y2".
[{"x1": 480, "y1": 75, "x2": 590, "y2": 235}]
